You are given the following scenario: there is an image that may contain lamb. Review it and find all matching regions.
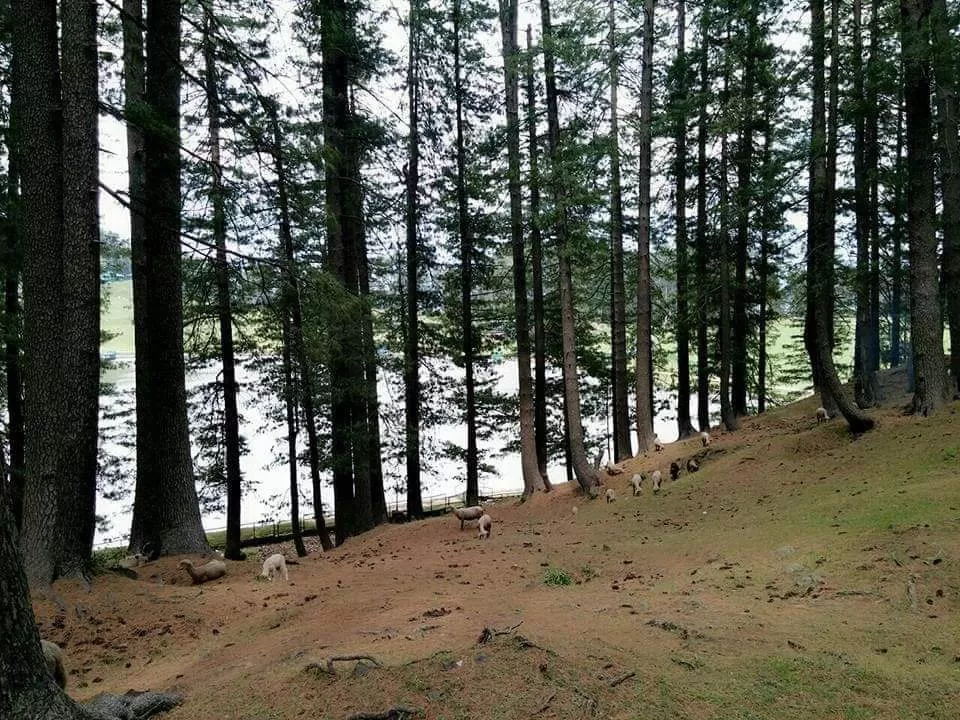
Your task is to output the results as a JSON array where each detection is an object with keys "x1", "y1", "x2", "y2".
[
  {"x1": 41, "y1": 639, "x2": 66, "y2": 689},
  {"x1": 477, "y1": 514, "x2": 493, "y2": 539},
  {"x1": 816, "y1": 406, "x2": 829, "y2": 423},
  {"x1": 651, "y1": 470, "x2": 662, "y2": 493},
  {"x1": 686, "y1": 458, "x2": 700, "y2": 473},
  {"x1": 178, "y1": 558, "x2": 227, "y2": 585},
  {"x1": 605, "y1": 488, "x2": 616, "y2": 503},
  {"x1": 452, "y1": 505, "x2": 485, "y2": 530},
  {"x1": 700, "y1": 431, "x2": 711, "y2": 447},
  {"x1": 117, "y1": 552, "x2": 146, "y2": 570},
  {"x1": 670, "y1": 461, "x2": 681, "y2": 481},
  {"x1": 654, "y1": 436, "x2": 664, "y2": 452},
  {"x1": 628, "y1": 473, "x2": 644, "y2": 496},
  {"x1": 259, "y1": 553, "x2": 289, "y2": 582}
]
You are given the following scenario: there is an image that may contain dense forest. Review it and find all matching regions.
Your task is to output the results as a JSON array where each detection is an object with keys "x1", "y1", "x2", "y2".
[{"x1": 2, "y1": 0, "x2": 959, "y2": 713}]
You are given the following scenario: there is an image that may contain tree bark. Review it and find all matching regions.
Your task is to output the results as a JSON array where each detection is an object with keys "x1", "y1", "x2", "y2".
[
  {"x1": 128, "y1": 0, "x2": 210, "y2": 558},
  {"x1": 540, "y1": 0, "x2": 599, "y2": 491},
  {"x1": 636, "y1": 0, "x2": 657, "y2": 451},
  {"x1": 732, "y1": 1, "x2": 757, "y2": 419},
  {"x1": 526, "y1": 25, "x2": 550, "y2": 488},
  {"x1": 202, "y1": 6, "x2": 245, "y2": 561},
  {"x1": 454, "y1": 0, "x2": 479, "y2": 507},
  {"x1": 3, "y1": 93, "x2": 25, "y2": 529},
  {"x1": 281, "y1": 315, "x2": 307, "y2": 558},
  {"x1": 901, "y1": 0, "x2": 951, "y2": 414},
  {"x1": 673, "y1": 0, "x2": 694, "y2": 439},
  {"x1": 608, "y1": 0, "x2": 632, "y2": 459},
  {"x1": 404, "y1": 0, "x2": 423, "y2": 517},
  {"x1": 807, "y1": 0, "x2": 874, "y2": 432},
  {"x1": 866, "y1": 0, "x2": 882, "y2": 392},
  {"x1": 932, "y1": 0, "x2": 960, "y2": 395},
  {"x1": 0, "y1": 493, "x2": 91, "y2": 719},
  {"x1": 853, "y1": 0, "x2": 879, "y2": 407},
  {"x1": 266, "y1": 101, "x2": 333, "y2": 550},
  {"x1": 500, "y1": 0, "x2": 543, "y2": 497},
  {"x1": 695, "y1": 3, "x2": 711, "y2": 433},
  {"x1": 718, "y1": 29, "x2": 737, "y2": 432}
]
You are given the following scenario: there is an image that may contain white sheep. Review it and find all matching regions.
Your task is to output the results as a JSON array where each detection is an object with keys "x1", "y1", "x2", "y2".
[
  {"x1": 604, "y1": 462, "x2": 624, "y2": 476},
  {"x1": 477, "y1": 514, "x2": 493, "y2": 539},
  {"x1": 452, "y1": 505, "x2": 485, "y2": 530},
  {"x1": 178, "y1": 559, "x2": 227, "y2": 585},
  {"x1": 816, "y1": 406, "x2": 829, "y2": 423},
  {"x1": 654, "y1": 435, "x2": 664, "y2": 452},
  {"x1": 629, "y1": 473, "x2": 644, "y2": 496},
  {"x1": 605, "y1": 488, "x2": 616, "y2": 503},
  {"x1": 651, "y1": 470, "x2": 662, "y2": 493},
  {"x1": 259, "y1": 553, "x2": 288, "y2": 582},
  {"x1": 117, "y1": 552, "x2": 146, "y2": 570},
  {"x1": 41, "y1": 639, "x2": 66, "y2": 689},
  {"x1": 700, "y1": 431, "x2": 711, "y2": 447}
]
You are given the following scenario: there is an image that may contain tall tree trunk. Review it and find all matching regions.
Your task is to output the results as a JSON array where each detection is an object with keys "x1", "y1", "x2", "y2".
[
  {"x1": 12, "y1": 0, "x2": 63, "y2": 584},
  {"x1": 3, "y1": 98, "x2": 25, "y2": 529},
  {"x1": 695, "y1": 2, "x2": 711, "y2": 432},
  {"x1": 0, "y1": 493, "x2": 89, "y2": 719},
  {"x1": 202, "y1": 6, "x2": 245, "y2": 561},
  {"x1": 128, "y1": 0, "x2": 210, "y2": 558},
  {"x1": 718, "y1": 29, "x2": 737, "y2": 432},
  {"x1": 608, "y1": 0, "x2": 632, "y2": 459},
  {"x1": 358, "y1": 218, "x2": 388, "y2": 524},
  {"x1": 732, "y1": 1, "x2": 757, "y2": 419},
  {"x1": 891, "y1": 78, "x2": 905, "y2": 368},
  {"x1": 635, "y1": 0, "x2": 657, "y2": 451},
  {"x1": 526, "y1": 25, "x2": 550, "y2": 487},
  {"x1": 454, "y1": 0, "x2": 479, "y2": 506},
  {"x1": 932, "y1": 0, "x2": 960, "y2": 396},
  {"x1": 808, "y1": 0, "x2": 874, "y2": 432},
  {"x1": 281, "y1": 315, "x2": 307, "y2": 558},
  {"x1": 501, "y1": 0, "x2": 543, "y2": 497},
  {"x1": 853, "y1": 0, "x2": 879, "y2": 407},
  {"x1": 404, "y1": 0, "x2": 423, "y2": 517},
  {"x1": 901, "y1": 0, "x2": 951, "y2": 414},
  {"x1": 540, "y1": 0, "x2": 599, "y2": 491},
  {"x1": 867, "y1": 0, "x2": 882, "y2": 390},
  {"x1": 758, "y1": 91, "x2": 774, "y2": 415},
  {"x1": 267, "y1": 102, "x2": 333, "y2": 550},
  {"x1": 673, "y1": 0, "x2": 694, "y2": 439},
  {"x1": 58, "y1": 0, "x2": 102, "y2": 578}
]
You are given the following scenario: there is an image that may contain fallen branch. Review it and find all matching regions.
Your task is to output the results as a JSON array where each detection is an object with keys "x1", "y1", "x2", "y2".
[
  {"x1": 345, "y1": 707, "x2": 423, "y2": 720},
  {"x1": 477, "y1": 619, "x2": 523, "y2": 644},
  {"x1": 609, "y1": 671, "x2": 635, "y2": 687},
  {"x1": 572, "y1": 686, "x2": 599, "y2": 716},
  {"x1": 327, "y1": 655, "x2": 383, "y2": 674}
]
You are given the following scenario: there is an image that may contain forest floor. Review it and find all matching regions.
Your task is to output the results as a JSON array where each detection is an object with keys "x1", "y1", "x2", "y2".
[{"x1": 34, "y1": 368, "x2": 960, "y2": 720}]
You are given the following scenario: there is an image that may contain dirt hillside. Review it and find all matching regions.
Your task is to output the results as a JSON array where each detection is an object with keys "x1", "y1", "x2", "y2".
[{"x1": 35, "y1": 372, "x2": 960, "y2": 719}]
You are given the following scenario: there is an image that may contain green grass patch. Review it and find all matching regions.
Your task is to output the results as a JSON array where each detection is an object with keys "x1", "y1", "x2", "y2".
[{"x1": 542, "y1": 567, "x2": 572, "y2": 586}]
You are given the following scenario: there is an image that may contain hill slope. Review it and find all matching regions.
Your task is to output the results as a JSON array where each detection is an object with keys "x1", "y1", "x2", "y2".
[{"x1": 35, "y1": 372, "x2": 960, "y2": 719}]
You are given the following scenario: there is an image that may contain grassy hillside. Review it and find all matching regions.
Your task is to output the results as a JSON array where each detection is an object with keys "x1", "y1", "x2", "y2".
[{"x1": 36, "y1": 369, "x2": 960, "y2": 719}]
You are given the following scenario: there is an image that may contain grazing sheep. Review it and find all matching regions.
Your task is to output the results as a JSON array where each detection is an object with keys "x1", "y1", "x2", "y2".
[
  {"x1": 477, "y1": 514, "x2": 493, "y2": 539},
  {"x1": 452, "y1": 505, "x2": 485, "y2": 530},
  {"x1": 117, "y1": 552, "x2": 146, "y2": 570},
  {"x1": 628, "y1": 473, "x2": 644, "y2": 496},
  {"x1": 605, "y1": 462, "x2": 624, "y2": 476},
  {"x1": 259, "y1": 553, "x2": 288, "y2": 582},
  {"x1": 686, "y1": 458, "x2": 700, "y2": 473},
  {"x1": 178, "y1": 559, "x2": 227, "y2": 585},
  {"x1": 816, "y1": 406, "x2": 829, "y2": 423},
  {"x1": 605, "y1": 488, "x2": 616, "y2": 503},
  {"x1": 41, "y1": 639, "x2": 66, "y2": 689},
  {"x1": 670, "y1": 461, "x2": 681, "y2": 481},
  {"x1": 572, "y1": 506, "x2": 579, "y2": 516},
  {"x1": 700, "y1": 431, "x2": 711, "y2": 447},
  {"x1": 651, "y1": 470, "x2": 662, "y2": 493},
  {"x1": 654, "y1": 436, "x2": 664, "y2": 452}
]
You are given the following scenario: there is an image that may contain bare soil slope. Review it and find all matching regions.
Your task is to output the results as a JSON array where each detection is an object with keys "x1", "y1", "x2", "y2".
[{"x1": 35, "y1": 375, "x2": 960, "y2": 719}]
